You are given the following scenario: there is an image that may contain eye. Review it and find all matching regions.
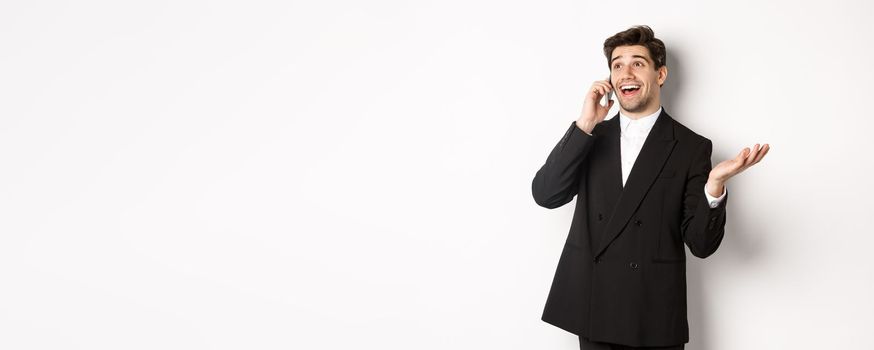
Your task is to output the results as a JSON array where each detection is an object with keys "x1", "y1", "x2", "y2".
[{"x1": 634, "y1": 61, "x2": 643, "y2": 67}]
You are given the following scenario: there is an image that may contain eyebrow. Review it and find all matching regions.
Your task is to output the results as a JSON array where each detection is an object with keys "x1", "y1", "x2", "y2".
[{"x1": 611, "y1": 55, "x2": 650, "y2": 64}]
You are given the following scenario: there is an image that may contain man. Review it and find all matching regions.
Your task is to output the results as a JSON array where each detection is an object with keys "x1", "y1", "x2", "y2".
[{"x1": 531, "y1": 25, "x2": 769, "y2": 350}]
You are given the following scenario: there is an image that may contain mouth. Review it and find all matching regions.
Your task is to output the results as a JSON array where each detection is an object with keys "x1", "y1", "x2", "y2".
[{"x1": 619, "y1": 84, "x2": 641, "y2": 98}]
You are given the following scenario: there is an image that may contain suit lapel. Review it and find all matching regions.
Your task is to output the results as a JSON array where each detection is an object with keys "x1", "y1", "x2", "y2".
[
  {"x1": 593, "y1": 109, "x2": 677, "y2": 258},
  {"x1": 601, "y1": 116, "x2": 624, "y2": 209}
]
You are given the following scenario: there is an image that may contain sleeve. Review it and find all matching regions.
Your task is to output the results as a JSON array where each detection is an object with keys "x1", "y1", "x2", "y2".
[
  {"x1": 704, "y1": 185, "x2": 727, "y2": 208},
  {"x1": 680, "y1": 139, "x2": 729, "y2": 258},
  {"x1": 531, "y1": 121, "x2": 597, "y2": 209}
]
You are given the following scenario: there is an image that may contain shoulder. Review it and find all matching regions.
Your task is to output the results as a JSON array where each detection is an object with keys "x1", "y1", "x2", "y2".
[
  {"x1": 664, "y1": 114, "x2": 715, "y2": 162},
  {"x1": 667, "y1": 114, "x2": 711, "y2": 146}
]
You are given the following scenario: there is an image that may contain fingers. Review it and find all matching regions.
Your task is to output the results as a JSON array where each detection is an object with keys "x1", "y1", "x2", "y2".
[
  {"x1": 581, "y1": 79, "x2": 616, "y2": 122},
  {"x1": 719, "y1": 143, "x2": 770, "y2": 182},
  {"x1": 590, "y1": 80, "x2": 613, "y2": 98},
  {"x1": 591, "y1": 85, "x2": 606, "y2": 98},
  {"x1": 736, "y1": 147, "x2": 750, "y2": 161},
  {"x1": 751, "y1": 143, "x2": 769, "y2": 165},
  {"x1": 745, "y1": 144, "x2": 760, "y2": 164},
  {"x1": 739, "y1": 143, "x2": 770, "y2": 170},
  {"x1": 728, "y1": 147, "x2": 753, "y2": 174}
]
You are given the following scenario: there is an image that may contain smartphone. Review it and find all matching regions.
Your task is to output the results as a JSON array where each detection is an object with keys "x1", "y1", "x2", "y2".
[{"x1": 601, "y1": 74, "x2": 614, "y2": 107}]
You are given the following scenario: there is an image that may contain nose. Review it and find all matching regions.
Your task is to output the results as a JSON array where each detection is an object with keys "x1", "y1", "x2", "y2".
[{"x1": 617, "y1": 64, "x2": 634, "y2": 80}]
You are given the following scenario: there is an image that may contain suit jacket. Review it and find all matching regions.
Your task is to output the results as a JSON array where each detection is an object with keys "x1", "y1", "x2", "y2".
[{"x1": 531, "y1": 108, "x2": 728, "y2": 347}]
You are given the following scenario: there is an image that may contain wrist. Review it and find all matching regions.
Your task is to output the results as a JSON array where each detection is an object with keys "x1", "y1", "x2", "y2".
[
  {"x1": 705, "y1": 178, "x2": 725, "y2": 197},
  {"x1": 576, "y1": 120, "x2": 595, "y2": 135},
  {"x1": 707, "y1": 175, "x2": 726, "y2": 185}
]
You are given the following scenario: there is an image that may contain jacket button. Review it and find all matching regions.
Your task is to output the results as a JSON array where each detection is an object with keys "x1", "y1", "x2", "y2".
[
  {"x1": 629, "y1": 262, "x2": 639, "y2": 269},
  {"x1": 593, "y1": 257, "x2": 601, "y2": 264},
  {"x1": 598, "y1": 213, "x2": 604, "y2": 221},
  {"x1": 634, "y1": 219, "x2": 642, "y2": 226}
]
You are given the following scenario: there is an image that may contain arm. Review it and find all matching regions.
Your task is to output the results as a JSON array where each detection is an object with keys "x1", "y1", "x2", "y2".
[
  {"x1": 531, "y1": 122, "x2": 597, "y2": 209},
  {"x1": 532, "y1": 78, "x2": 615, "y2": 209},
  {"x1": 680, "y1": 140, "x2": 728, "y2": 258},
  {"x1": 683, "y1": 139, "x2": 771, "y2": 257}
]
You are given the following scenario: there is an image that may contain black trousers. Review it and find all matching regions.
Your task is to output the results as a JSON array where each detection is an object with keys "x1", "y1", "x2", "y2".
[{"x1": 579, "y1": 336, "x2": 684, "y2": 350}]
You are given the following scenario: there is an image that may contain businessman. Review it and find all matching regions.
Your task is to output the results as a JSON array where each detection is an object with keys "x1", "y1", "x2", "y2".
[{"x1": 531, "y1": 26, "x2": 769, "y2": 350}]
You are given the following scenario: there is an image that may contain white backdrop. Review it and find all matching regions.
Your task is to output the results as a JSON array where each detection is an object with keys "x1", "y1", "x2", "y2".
[{"x1": 1, "y1": 0, "x2": 872, "y2": 349}]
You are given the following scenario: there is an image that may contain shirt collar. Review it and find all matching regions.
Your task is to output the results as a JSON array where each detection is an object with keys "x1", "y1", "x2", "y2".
[{"x1": 619, "y1": 106, "x2": 662, "y2": 135}]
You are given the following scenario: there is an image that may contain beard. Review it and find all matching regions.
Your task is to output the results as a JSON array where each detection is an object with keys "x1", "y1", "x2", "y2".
[{"x1": 618, "y1": 89, "x2": 652, "y2": 113}]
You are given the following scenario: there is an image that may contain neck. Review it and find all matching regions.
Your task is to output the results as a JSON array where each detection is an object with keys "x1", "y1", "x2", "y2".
[{"x1": 620, "y1": 101, "x2": 661, "y2": 120}]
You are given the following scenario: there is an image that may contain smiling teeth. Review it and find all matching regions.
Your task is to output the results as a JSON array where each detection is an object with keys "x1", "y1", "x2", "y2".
[{"x1": 621, "y1": 85, "x2": 640, "y2": 90}]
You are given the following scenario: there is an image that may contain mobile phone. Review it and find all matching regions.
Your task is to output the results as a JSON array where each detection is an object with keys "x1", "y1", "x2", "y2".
[{"x1": 601, "y1": 74, "x2": 613, "y2": 107}]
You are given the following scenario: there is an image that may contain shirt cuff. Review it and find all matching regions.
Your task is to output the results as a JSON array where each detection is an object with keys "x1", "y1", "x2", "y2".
[{"x1": 704, "y1": 185, "x2": 727, "y2": 208}]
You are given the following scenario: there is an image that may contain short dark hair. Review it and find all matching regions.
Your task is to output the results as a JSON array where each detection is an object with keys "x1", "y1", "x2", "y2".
[{"x1": 603, "y1": 25, "x2": 666, "y2": 70}]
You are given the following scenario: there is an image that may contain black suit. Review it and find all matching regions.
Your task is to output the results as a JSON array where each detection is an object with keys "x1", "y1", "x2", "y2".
[{"x1": 531, "y1": 108, "x2": 728, "y2": 347}]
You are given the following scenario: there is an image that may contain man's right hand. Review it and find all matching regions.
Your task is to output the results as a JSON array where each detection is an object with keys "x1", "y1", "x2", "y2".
[{"x1": 576, "y1": 78, "x2": 614, "y2": 134}]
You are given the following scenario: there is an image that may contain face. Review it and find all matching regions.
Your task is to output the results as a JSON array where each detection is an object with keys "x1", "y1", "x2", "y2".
[{"x1": 610, "y1": 45, "x2": 667, "y2": 117}]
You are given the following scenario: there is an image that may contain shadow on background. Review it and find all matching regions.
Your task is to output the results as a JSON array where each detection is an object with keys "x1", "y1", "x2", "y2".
[{"x1": 663, "y1": 45, "x2": 767, "y2": 350}]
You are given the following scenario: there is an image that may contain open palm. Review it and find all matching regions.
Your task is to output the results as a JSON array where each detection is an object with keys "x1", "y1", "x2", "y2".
[{"x1": 710, "y1": 143, "x2": 770, "y2": 182}]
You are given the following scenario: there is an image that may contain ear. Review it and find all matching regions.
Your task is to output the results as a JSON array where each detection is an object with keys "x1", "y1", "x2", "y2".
[{"x1": 658, "y1": 65, "x2": 668, "y2": 87}]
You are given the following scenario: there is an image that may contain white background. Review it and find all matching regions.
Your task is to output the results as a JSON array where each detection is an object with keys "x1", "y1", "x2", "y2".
[{"x1": 1, "y1": 0, "x2": 872, "y2": 349}]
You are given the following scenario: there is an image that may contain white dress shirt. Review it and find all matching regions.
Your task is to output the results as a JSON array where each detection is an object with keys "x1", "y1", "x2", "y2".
[{"x1": 617, "y1": 107, "x2": 727, "y2": 209}]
